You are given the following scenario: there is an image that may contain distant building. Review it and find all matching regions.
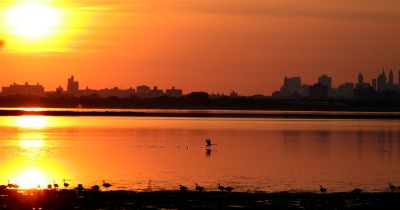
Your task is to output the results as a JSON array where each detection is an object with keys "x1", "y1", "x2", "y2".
[
  {"x1": 230, "y1": 90, "x2": 239, "y2": 98},
  {"x1": 318, "y1": 74, "x2": 332, "y2": 89},
  {"x1": 136, "y1": 85, "x2": 151, "y2": 98},
  {"x1": 272, "y1": 76, "x2": 303, "y2": 98},
  {"x1": 97, "y1": 87, "x2": 135, "y2": 98},
  {"x1": 388, "y1": 69, "x2": 394, "y2": 88},
  {"x1": 67, "y1": 75, "x2": 79, "y2": 94},
  {"x1": 149, "y1": 86, "x2": 164, "y2": 98},
  {"x1": 372, "y1": 79, "x2": 377, "y2": 91},
  {"x1": 377, "y1": 70, "x2": 387, "y2": 91},
  {"x1": 2, "y1": 82, "x2": 45, "y2": 96},
  {"x1": 336, "y1": 83, "x2": 354, "y2": 99},
  {"x1": 309, "y1": 83, "x2": 328, "y2": 100},
  {"x1": 166, "y1": 87, "x2": 183, "y2": 97}
]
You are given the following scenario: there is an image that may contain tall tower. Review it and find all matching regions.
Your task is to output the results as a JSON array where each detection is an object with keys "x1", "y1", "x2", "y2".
[
  {"x1": 357, "y1": 73, "x2": 364, "y2": 88},
  {"x1": 377, "y1": 69, "x2": 387, "y2": 91},
  {"x1": 388, "y1": 69, "x2": 394, "y2": 89}
]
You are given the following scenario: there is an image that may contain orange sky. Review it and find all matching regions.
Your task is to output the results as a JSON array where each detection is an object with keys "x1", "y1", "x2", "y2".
[{"x1": 0, "y1": 0, "x2": 400, "y2": 95}]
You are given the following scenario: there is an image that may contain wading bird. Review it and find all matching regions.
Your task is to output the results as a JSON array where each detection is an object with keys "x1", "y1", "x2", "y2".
[
  {"x1": 225, "y1": 186, "x2": 234, "y2": 192},
  {"x1": 205, "y1": 138, "x2": 217, "y2": 147},
  {"x1": 102, "y1": 180, "x2": 112, "y2": 189},
  {"x1": 76, "y1": 184, "x2": 84, "y2": 192},
  {"x1": 320, "y1": 186, "x2": 327, "y2": 194},
  {"x1": 47, "y1": 184, "x2": 52, "y2": 190},
  {"x1": 63, "y1": 179, "x2": 69, "y2": 188},
  {"x1": 53, "y1": 181, "x2": 59, "y2": 189},
  {"x1": 195, "y1": 183, "x2": 204, "y2": 192},
  {"x1": 91, "y1": 185, "x2": 100, "y2": 191},
  {"x1": 351, "y1": 188, "x2": 362, "y2": 193},
  {"x1": 179, "y1": 185, "x2": 188, "y2": 191},
  {"x1": 218, "y1": 183, "x2": 225, "y2": 192},
  {"x1": 389, "y1": 183, "x2": 396, "y2": 191},
  {"x1": 7, "y1": 180, "x2": 19, "y2": 189}
]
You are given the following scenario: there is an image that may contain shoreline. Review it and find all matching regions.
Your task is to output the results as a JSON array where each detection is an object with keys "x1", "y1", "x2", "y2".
[
  {"x1": 2, "y1": 109, "x2": 400, "y2": 119},
  {"x1": 1, "y1": 189, "x2": 399, "y2": 209}
]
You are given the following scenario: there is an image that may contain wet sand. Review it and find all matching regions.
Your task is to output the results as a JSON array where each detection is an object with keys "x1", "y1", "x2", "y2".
[{"x1": 0, "y1": 189, "x2": 399, "y2": 209}]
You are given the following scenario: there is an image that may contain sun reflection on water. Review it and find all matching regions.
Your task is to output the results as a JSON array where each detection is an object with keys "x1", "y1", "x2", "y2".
[
  {"x1": 16, "y1": 116, "x2": 48, "y2": 129},
  {"x1": 15, "y1": 168, "x2": 47, "y2": 189}
]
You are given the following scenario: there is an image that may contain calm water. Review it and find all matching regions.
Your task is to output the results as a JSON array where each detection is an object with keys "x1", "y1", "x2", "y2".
[{"x1": 0, "y1": 115, "x2": 399, "y2": 192}]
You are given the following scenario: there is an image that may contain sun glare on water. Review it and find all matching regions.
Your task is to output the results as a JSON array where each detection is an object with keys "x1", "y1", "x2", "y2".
[
  {"x1": 5, "y1": 3, "x2": 61, "y2": 39},
  {"x1": 16, "y1": 168, "x2": 47, "y2": 189},
  {"x1": 16, "y1": 116, "x2": 48, "y2": 129}
]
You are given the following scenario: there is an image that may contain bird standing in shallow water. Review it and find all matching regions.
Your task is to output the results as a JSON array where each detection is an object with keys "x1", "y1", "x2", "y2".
[
  {"x1": 102, "y1": 180, "x2": 112, "y2": 189},
  {"x1": 195, "y1": 183, "x2": 204, "y2": 192},
  {"x1": 320, "y1": 186, "x2": 327, "y2": 194}
]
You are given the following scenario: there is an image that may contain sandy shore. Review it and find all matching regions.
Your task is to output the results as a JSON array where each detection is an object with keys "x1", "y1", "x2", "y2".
[{"x1": 0, "y1": 189, "x2": 399, "y2": 209}]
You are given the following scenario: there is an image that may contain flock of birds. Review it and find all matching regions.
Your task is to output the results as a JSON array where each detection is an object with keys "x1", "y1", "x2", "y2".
[
  {"x1": 318, "y1": 183, "x2": 400, "y2": 194},
  {"x1": 2, "y1": 139, "x2": 400, "y2": 194},
  {"x1": 179, "y1": 183, "x2": 234, "y2": 192},
  {"x1": 0, "y1": 180, "x2": 113, "y2": 192}
]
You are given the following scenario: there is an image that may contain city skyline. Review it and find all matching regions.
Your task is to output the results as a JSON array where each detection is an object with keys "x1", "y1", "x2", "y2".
[
  {"x1": 1, "y1": 1, "x2": 400, "y2": 95},
  {"x1": 2, "y1": 68, "x2": 400, "y2": 99}
]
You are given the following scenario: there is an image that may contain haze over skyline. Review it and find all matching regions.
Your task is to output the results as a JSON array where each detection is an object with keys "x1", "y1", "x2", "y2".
[{"x1": 0, "y1": 0, "x2": 399, "y2": 95}]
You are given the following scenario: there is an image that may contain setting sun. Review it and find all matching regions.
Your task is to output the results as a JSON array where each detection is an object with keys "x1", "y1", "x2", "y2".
[{"x1": 5, "y1": 3, "x2": 61, "y2": 39}]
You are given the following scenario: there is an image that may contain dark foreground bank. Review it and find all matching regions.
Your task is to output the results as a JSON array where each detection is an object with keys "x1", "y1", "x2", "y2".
[{"x1": 0, "y1": 189, "x2": 399, "y2": 210}]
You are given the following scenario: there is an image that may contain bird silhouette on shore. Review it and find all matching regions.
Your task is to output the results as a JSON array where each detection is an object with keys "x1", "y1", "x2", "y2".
[
  {"x1": 351, "y1": 188, "x2": 362, "y2": 194},
  {"x1": 218, "y1": 183, "x2": 225, "y2": 192},
  {"x1": 53, "y1": 181, "x2": 59, "y2": 189},
  {"x1": 320, "y1": 186, "x2": 327, "y2": 194},
  {"x1": 7, "y1": 180, "x2": 19, "y2": 189},
  {"x1": 389, "y1": 183, "x2": 396, "y2": 191},
  {"x1": 47, "y1": 184, "x2": 52, "y2": 190},
  {"x1": 195, "y1": 183, "x2": 204, "y2": 192},
  {"x1": 91, "y1": 185, "x2": 100, "y2": 191},
  {"x1": 102, "y1": 180, "x2": 112, "y2": 189},
  {"x1": 76, "y1": 184, "x2": 84, "y2": 192},
  {"x1": 225, "y1": 186, "x2": 234, "y2": 192},
  {"x1": 179, "y1": 185, "x2": 188, "y2": 191},
  {"x1": 63, "y1": 179, "x2": 69, "y2": 188}
]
